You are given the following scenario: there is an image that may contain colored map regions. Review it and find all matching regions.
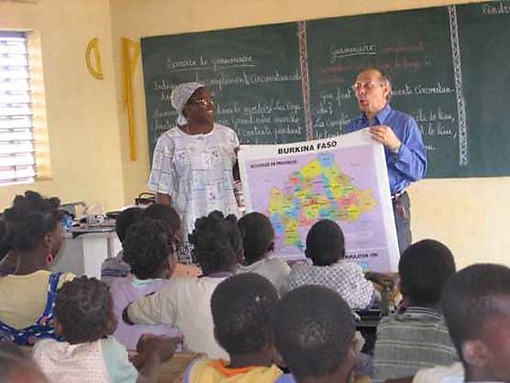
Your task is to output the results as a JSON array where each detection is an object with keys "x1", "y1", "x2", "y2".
[{"x1": 268, "y1": 152, "x2": 376, "y2": 250}]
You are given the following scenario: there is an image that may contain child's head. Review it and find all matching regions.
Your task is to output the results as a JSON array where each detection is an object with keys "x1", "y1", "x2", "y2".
[
  {"x1": 188, "y1": 211, "x2": 242, "y2": 275},
  {"x1": 54, "y1": 277, "x2": 115, "y2": 344},
  {"x1": 0, "y1": 342, "x2": 48, "y2": 383},
  {"x1": 237, "y1": 212, "x2": 275, "y2": 265},
  {"x1": 115, "y1": 207, "x2": 143, "y2": 243},
  {"x1": 123, "y1": 218, "x2": 175, "y2": 280},
  {"x1": 3, "y1": 190, "x2": 63, "y2": 259},
  {"x1": 441, "y1": 263, "x2": 510, "y2": 381},
  {"x1": 141, "y1": 204, "x2": 182, "y2": 242},
  {"x1": 398, "y1": 239, "x2": 456, "y2": 307},
  {"x1": 305, "y1": 219, "x2": 345, "y2": 266},
  {"x1": 273, "y1": 285, "x2": 357, "y2": 382},
  {"x1": 211, "y1": 273, "x2": 278, "y2": 360}
]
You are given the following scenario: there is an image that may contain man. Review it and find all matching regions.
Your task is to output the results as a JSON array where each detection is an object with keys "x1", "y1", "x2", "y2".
[{"x1": 346, "y1": 68, "x2": 427, "y2": 253}]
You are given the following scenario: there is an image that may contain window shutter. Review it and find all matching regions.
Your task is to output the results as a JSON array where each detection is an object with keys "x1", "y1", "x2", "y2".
[{"x1": 0, "y1": 31, "x2": 36, "y2": 185}]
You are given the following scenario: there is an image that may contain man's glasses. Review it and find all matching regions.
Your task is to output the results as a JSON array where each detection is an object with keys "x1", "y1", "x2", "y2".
[{"x1": 351, "y1": 81, "x2": 384, "y2": 92}]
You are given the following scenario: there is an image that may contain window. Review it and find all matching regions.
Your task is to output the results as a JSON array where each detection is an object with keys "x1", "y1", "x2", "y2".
[{"x1": 0, "y1": 31, "x2": 50, "y2": 185}]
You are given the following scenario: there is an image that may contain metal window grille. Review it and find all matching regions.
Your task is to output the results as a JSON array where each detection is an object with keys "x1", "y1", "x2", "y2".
[{"x1": 0, "y1": 31, "x2": 36, "y2": 185}]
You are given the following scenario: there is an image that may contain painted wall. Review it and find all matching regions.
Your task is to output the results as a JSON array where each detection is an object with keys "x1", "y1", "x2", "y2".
[
  {"x1": 0, "y1": 0, "x2": 125, "y2": 212},
  {"x1": 109, "y1": 0, "x2": 508, "y2": 269}
]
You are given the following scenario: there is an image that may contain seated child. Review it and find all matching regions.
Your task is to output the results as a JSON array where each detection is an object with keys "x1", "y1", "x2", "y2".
[
  {"x1": 286, "y1": 219, "x2": 375, "y2": 309},
  {"x1": 423, "y1": 263, "x2": 510, "y2": 383},
  {"x1": 0, "y1": 342, "x2": 48, "y2": 383},
  {"x1": 110, "y1": 218, "x2": 181, "y2": 350},
  {"x1": 183, "y1": 273, "x2": 282, "y2": 382},
  {"x1": 237, "y1": 212, "x2": 290, "y2": 296},
  {"x1": 101, "y1": 207, "x2": 143, "y2": 285},
  {"x1": 140, "y1": 204, "x2": 200, "y2": 277},
  {"x1": 373, "y1": 239, "x2": 458, "y2": 382},
  {"x1": 0, "y1": 191, "x2": 73, "y2": 345},
  {"x1": 33, "y1": 276, "x2": 178, "y2": 383},
  {"x1": 273, "y1": 285, "x2": 359, "y2": 383},
  {"x1": 124, "y1": 211, "x2": 242, "y2": 359}
]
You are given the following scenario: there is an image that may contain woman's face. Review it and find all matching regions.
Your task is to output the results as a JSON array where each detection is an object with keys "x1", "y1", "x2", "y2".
[{"x1": 183, "y1": 87, "x2": 215, "y2": 125}]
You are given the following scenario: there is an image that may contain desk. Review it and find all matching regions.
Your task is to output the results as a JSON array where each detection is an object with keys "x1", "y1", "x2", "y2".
[{"x1": 51, "y1": 229, "x2": 121, "y2": 279}]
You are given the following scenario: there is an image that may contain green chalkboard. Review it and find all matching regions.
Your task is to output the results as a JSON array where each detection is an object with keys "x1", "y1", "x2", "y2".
[
  {"x1": 307, "y1": 7, "x2": 460, "y2": 178},
  {"x1": 141, "y1": 1, "x2": 510, "y2": 178},
  {"x1": 141, "y1": 22, "x2": 306, "y2": 159},
  {"x1": 456, "y1": 2, "x2": 510, "y2": 176}
]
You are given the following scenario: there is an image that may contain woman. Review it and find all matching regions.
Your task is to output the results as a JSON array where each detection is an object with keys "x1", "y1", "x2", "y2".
[
  {"x1": 148, "y1": 82, "x2": 240, "y2": 236},
  {"x1": 0, "y1": 191, "x2": 73, "y2": 345}
]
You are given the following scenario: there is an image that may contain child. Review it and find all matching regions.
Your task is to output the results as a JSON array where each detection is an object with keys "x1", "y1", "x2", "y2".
[
  {"x1": 0, "y1": 191, "x2": 73, "y2": 345},
  {"x1": 287, "y1": 219, "x2": 375, "y2": 309},
  {"x1": 237, "y1": 212, "x2": 290, "y2": 296},
  {"x1": 183, "y1": 273, "x2": 282, "y2": 382},
  {"x1": 0, "y1": 342, "x2": 49, "y2": 383},
  {"x1": 273, "y1": 285, "x2": 359, "y2": 383},
  {"x1": 424, "y1": 263, "x2": 510, "y2": 383},
  {"x1": 33, "y1": 276, "x2": 178, "y2": 383},
  {"x1": 110, "y1": 219, "x2": 181, "y2": 350},
  {"x1": 141, "y1": 203, "x2": 201, "y2": 276},
  {"x1": 373, "y1": 239, "x2": 458, "y2": 382},
  {"x1": 101, "y1": 207, "x2": 143, "y2": 285},
  {"x1": 124, "y1": 211, "x2": 242, "y2": 359}
]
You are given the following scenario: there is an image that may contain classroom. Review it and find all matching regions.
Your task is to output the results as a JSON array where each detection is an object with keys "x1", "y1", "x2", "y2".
[{"x1": 1, "y1": 0, "x2": 509, "y2": 271}]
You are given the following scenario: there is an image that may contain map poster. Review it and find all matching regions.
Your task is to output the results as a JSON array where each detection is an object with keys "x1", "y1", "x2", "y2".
[{"x1": 238, "y1": 129, "x2": 400, "y2": 272}]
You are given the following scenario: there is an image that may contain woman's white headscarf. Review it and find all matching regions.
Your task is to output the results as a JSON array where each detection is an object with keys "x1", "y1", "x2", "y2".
[{"x1": 170, "y1": 82, "x2": 205, "y2": 126}]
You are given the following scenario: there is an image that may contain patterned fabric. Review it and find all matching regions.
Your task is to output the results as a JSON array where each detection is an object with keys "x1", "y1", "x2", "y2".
[
  {"x1": 148, "y1": 124, "x2": 240, "y2": 235},
  {"x1": 346, "y1": 104, "x2": 427, "y2": 195},
  {"x1": 413, "y1": 362, "x2": 463, "y2": 383},
  {"x1": 176, "y1": 241, "x2": 195, "y2": 265},
  {"x1": 110, "y1": 275, "x2": 181, "y2": 350},
  {"x1": 286, "y1": 261, "x2": 375, "y2": 309},
  {"x1": 373, "y1": 307, "x2": 459, "y2": 383},
  {"x1": 0, "y1": 272, "x2": 62, "y2": 345},
  {"x1": 33, "y1": 336, "x2": 138, "y2": 383},
  {"x1": 184, "y1": 357, "x2": 282, "y2": 383}
]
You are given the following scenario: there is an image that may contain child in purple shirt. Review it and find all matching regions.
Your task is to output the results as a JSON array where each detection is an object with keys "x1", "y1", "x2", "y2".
[{"x1": 110, "y1": 218, "x2": 181, "y2": 350}]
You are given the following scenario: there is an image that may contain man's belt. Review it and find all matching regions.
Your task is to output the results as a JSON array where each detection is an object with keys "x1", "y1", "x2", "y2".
[{"x1": 391, "y1": 190, "x2": 407, "y2": 201}]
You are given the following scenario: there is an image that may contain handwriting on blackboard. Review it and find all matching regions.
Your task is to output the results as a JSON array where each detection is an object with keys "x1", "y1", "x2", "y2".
[{"x1": 481, "y1": 1, "x2": 510, "y2": 15}]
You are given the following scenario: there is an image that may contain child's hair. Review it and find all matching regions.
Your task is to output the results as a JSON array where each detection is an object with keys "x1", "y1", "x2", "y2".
[
  {"x1": 305, "y1": 219, "x2": 345, "y2": 266},
  {"x1": 122, "y1": 219, "x2": 174, "y2": 280},
  {"x1": 188, "y1": 211, "x2": 242, "y2": 274},
  {"x1": 2, "y1": 191, "x2": 61, "y2": 251},
  {"x1": 0, "y1": 342, "x2": 47, "y2": 383},
  {"x1": 115, "y1": 207, "x2": 143, "y2": 243},
  {"x1": 0, "y1": 219, "x2": 11, "y2": 261},
  {"x1": 273, "y1": 285, "x2": 355, "y2": 379},
  {"x1": 237, "y1": 212, "x2": 274, "y2": 265},
  {"x1": 211, "y1": 273, "x2": 278, "y2": 355},
  {"x1": 399, "y1": 239, "x2": 456, "y2": 306},
  {"x1": 55, "y1": 276, "x2": 113, "y2": 344},
  {"x1": 141, "y1": 204, "x2": 181, "y2": 237},
  {"x1": 441, "y1": 263, "x2": 510, "y2": 361}
]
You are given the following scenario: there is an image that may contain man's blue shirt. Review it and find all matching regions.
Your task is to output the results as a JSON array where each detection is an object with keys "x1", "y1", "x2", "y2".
[{"x1": 345, "y1": 104, "x2": 427, "y2": 194}]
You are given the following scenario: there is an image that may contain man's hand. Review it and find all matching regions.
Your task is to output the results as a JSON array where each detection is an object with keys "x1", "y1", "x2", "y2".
[{"x1": 369, "y1": 125, "x2": 401, "y2": 153}]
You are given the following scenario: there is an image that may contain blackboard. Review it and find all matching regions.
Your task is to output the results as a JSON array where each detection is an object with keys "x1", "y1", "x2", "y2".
[
  {"x1": 141, "y1": 1, "x2": 510, "y2": 178},
  {"x1": 141, "y1": 22, "x2": 306, "y2": 155}
]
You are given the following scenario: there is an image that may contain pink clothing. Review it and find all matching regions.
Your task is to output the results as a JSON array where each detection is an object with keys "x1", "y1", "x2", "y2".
[
  {"x1": 110, "y1": 276, "x2": 181, "y2": 350},
  {"x1": 33, "y1": 338, "x2": 110, "y2": 383}
]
